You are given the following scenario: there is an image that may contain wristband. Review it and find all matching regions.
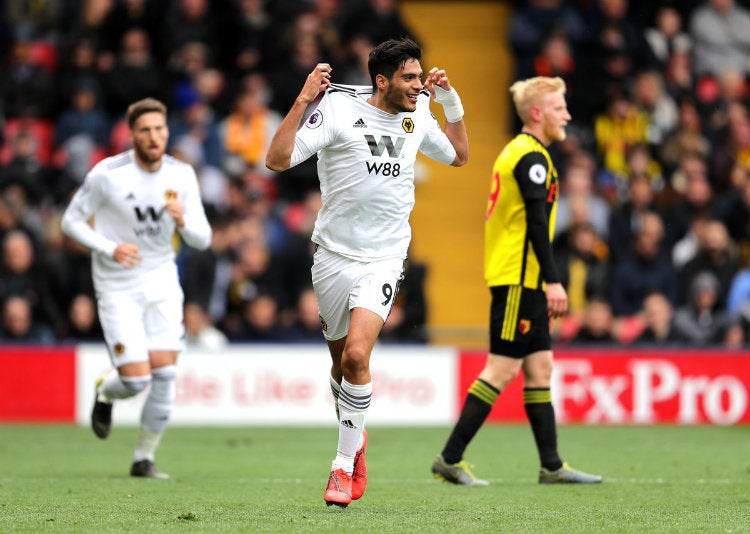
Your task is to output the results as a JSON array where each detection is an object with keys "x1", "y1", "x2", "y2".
[{"x1": 433, "y1": 85, "x2": 464, "y2": 123}]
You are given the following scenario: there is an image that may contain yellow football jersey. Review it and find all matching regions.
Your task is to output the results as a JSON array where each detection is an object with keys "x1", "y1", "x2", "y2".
[{"x1": 484, "y1": 133, "x2": 558, "y2": 290}]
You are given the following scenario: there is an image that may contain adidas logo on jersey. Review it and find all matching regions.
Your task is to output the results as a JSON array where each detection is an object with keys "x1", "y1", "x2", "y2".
[{"x1": 353, "y1": 118, "x2": 367, "y2": 128}]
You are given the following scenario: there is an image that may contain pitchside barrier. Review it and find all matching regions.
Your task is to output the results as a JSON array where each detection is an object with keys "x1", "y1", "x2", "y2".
[{"x1": 1, "y1": 344, "x2": 748, "y2": 426}]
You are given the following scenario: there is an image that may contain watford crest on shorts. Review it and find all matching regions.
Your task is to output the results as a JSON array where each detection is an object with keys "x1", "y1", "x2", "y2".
[{"x1": 518, "y1": 319, "x2": 531, "y2": 335}]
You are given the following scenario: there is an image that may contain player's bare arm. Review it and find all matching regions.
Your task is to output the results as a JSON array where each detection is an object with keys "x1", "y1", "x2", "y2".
[
  {"x1": 266, "y1": 63, "x2": 332, "y2": 172},
  {"x1": 113, "y1": 243, "x2": 142, "y2": 269},
  {"x1": 425, "y1": 67, "x2": 468, "y2": 167}
]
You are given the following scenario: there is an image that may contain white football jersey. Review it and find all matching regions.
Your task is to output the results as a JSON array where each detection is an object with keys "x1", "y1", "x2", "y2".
[
  {"x1": 290, "y1": 85, "x2": 457, "y2": 261},
  {"x1": 61, "y1": 149, "x2": 212, "y2": 292}
]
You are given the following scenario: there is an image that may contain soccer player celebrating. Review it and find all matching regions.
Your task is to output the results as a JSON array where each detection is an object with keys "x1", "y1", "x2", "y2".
[
  {"x1": 266, "y1": 38, "x2": 468, "y2": 507},
  {"x1": 431, "y1": 77, "x2": 602, "y2": 485},
  {"x1": 61, "y1": 98, "x2": 212, "y2": 479}
]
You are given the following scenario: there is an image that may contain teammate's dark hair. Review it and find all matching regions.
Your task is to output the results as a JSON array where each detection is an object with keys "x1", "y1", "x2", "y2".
[
  {"x1": 368, "y1": 37, "x2": 422, "y2": 88},
  {"x1": 126, "y1": 97, "x2": 168, "y2": 129}
]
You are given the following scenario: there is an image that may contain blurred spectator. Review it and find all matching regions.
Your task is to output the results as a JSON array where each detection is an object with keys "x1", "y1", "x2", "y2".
[
  {"x1": 56, "y1": 34, "x2": 105, "y2": 117},
  {"x1": 168, "y1": 86, "x2": 224, "y2": 169},
  {"x1": 660, "y1": 152, "x2": 715, "y2": 248},
  {"x1": 184, "y1": 301, "x2": 228, "y2": 349},
  {"x1": 99, "y1": 0, "x2": 166, "y2": 63},
  {"x1": 663, "y1": 46, "x2": 695, "y2": 103},
  {"x1": 676, "y1": 219, "x2": 738, "y2": 306},
  {"x1": 643, "y1": 4, "x2": 692, "y2": 69},
  {"x1": 0, "y1": 193, "x2": 40, "y2": 250},
  {"x1": 53, "y1": 79, "x2": 110, "y2": 149},
  {"x1": 689, "y1": 0, "x2": 750, "y2": 78},
  {"x1": 0, "y1": 229, "x2": 67, "y2": 337},
  {"x1": 610, "y1": 211, "x2": 677, "y2": 316},
  {"x1": 41, "y1": 213, "x2": 95, "y2": 310},
  {"x1": 286, "y1": 287, "x2": 325, "y2": 342},
  {"x1": 66, "y1": 0, "x2": 116, "y2": 69},
  {"x1": 607, "y1": 173, "x2": 657, "y2": 262},
  {"x1": 569, "y1": 2, "x2": 644, "y2": 122},
  {"x1": 219, "y1": 73, "x2": 282, "y2": 175},
  {"x1": 226, "y1": 0, "x2": 276, "y2": 77},
  {"x1": 101, "y1": 26, "x2": 166, "y2": 116},
  {"x1": 659, "y1": 98, "x2": 711, "y2": 177},
  {"x1": 571, "y1": 297, "x2": 616, "y2": 344},
  {"x1": 235, "y1": 168, "x2": 288, "y2": 254},
  {"x1": 61, "y1": 292, "x2": 103, "y2": 341},
  {"x1": 508, "y1": 0, "x2": 587, "y2": 80},
  {"x1": 532, "y1": 32, "x2": 578, "y2": 83},
  {"x1": 631, "y1": 291, "x2": 686, "y2": 344},
  {"x1": 228, "y1": 292, "x2": 294, "y2": 342},
  {"x1": 182, "y1": 212, "x2": 239, "y2": 329},
  {"x1": 160, "y1": 0, "x2": 224, "y2": 70},
  {"x1": 594, "y1": 87, "x2": 650, "y2": 186},
  {"x1": 727, "y1": 263, "x2": 750, "y2": 314},
  {"x1": 0, "y1": 295, "x2": 54, "y2": 343},
  {"x1": 631, "y1": 69, "x2": 679, "y2": 147},
  {"x1": 339, "y1": 34, "x2": 375, "y2": 86},
  {"x1": 673, "y1": 270, "x2": 731, "y2": 343},
  {"x1": 225, "y1": 230, "x2": 285, "y2": 333},
  {"x1": 554, "y1": 221, "x2": 610, "y2": 315},
  {"x1": 4, "y1": 0, "x2": 63, "y2": 42},
  {"x1": 672, "y1": 211, "x2": 711, "y2": 270},
  {"x1": 0, "y1": 38, "x2": 57, "y2": 118},
  {"x1": 621, "y1": 143, "x2": 664, "y2": 200},
  {"x1": 698, "y1": 71, "x2": 749, "y2": 145},
  {"x1": 715, "y1": 167, "x2": 750, "y2": 264},
  {"x1": 338, "y1": 0, "x2": 418, "y2": 51},
  {"x1": 556, "y1": 151, "x2": 611, "y2": 238},
  {"x1": 592, "y1": 0, "x2": 654, "y2": 70},
  {"x1": 0, "y1": 128, "x2": 54, "y2": 208},
  {"x1": 710, "y1": 103, "x2": 750, "y2": 192},
  {"x1": 170, "y1": 135, "x2": 228, "y2": 214},
  {"x1": 269, "y1": 11, "x2": 327, "y2": 115},
  {"x1": 309, "y1": 0, "x2": 347, "y2": 67}
]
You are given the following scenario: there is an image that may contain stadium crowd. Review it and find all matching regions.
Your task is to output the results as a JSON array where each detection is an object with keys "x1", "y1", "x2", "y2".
[{"x1": 1, "y1": 0, "x2": 750, "y2": 348}]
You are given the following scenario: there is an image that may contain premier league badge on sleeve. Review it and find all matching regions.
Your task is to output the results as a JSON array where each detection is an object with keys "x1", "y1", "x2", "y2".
[
  {"x1": 529, "y1": 163, "x2": 547, "y2": 184},
  {"x1": 306, "y1": 110, "x2": 323, "y2": 129}
]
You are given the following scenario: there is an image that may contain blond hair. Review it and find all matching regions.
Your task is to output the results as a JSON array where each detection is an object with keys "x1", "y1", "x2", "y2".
[{"x1": 510, "y1": 77, "x2": 566, "y2": 124}]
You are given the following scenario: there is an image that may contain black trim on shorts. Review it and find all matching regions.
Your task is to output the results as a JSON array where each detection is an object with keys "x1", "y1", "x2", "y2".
[{"x1": 489, "y1": 285, "x2": 551, "y2": 358}]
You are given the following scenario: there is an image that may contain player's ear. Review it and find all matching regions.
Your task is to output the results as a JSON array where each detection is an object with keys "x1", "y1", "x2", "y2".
[
  {"x1": 529, "y1": 105, "x2": 542, "y2": 123},
  {"x1": 374, "y1": 73, "x2": 389, "y2": 92}
]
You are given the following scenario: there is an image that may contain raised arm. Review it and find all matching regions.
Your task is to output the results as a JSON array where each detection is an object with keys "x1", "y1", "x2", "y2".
[
  {"x1": 425, "y1": 67, "x2": 469, "y2": 167},
  {"x1": 265, "y1": 63, "x2": 332, "y2": 172}
]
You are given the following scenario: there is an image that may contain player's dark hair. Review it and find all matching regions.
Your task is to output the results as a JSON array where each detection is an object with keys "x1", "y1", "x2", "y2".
[
  {"x1": 126, "y1": 97, "x2": 167, "y2": 129},
  {"x1": 368, "y1": 37, "x2": 422, "y2": 88}
]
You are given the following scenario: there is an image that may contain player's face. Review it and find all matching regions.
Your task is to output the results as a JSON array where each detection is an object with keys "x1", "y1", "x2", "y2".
[
  {"x1": 382, "y1": 59, "x2": 424, "y2": 113},
  {"x1": 539, "y1": 90, "x2": 571, "y2": 144},
  {"x1": 131, "y1": 111, "x2": 169, "y2": 170}
]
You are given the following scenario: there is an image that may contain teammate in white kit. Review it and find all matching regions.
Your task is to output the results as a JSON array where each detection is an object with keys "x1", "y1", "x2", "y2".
[
  {"x1": 61, "y1": 97, "x2": 212, "y2": 479},
  {"x1": 266, "y1": 38, "x2": 469, "y2": 507}
]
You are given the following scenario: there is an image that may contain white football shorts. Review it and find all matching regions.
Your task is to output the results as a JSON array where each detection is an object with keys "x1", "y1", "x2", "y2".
[
  {"x1": 311, "y1": 246, "x2": 405, "y2": 341},
  {"x1": 96, "y1": 270, "x2": 185, "y2": 367}
]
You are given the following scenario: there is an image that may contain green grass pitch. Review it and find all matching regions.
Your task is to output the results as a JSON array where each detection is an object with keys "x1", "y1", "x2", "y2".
[{"x1": 0, "y1": 424, "x2": 748, "y2": 533}]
